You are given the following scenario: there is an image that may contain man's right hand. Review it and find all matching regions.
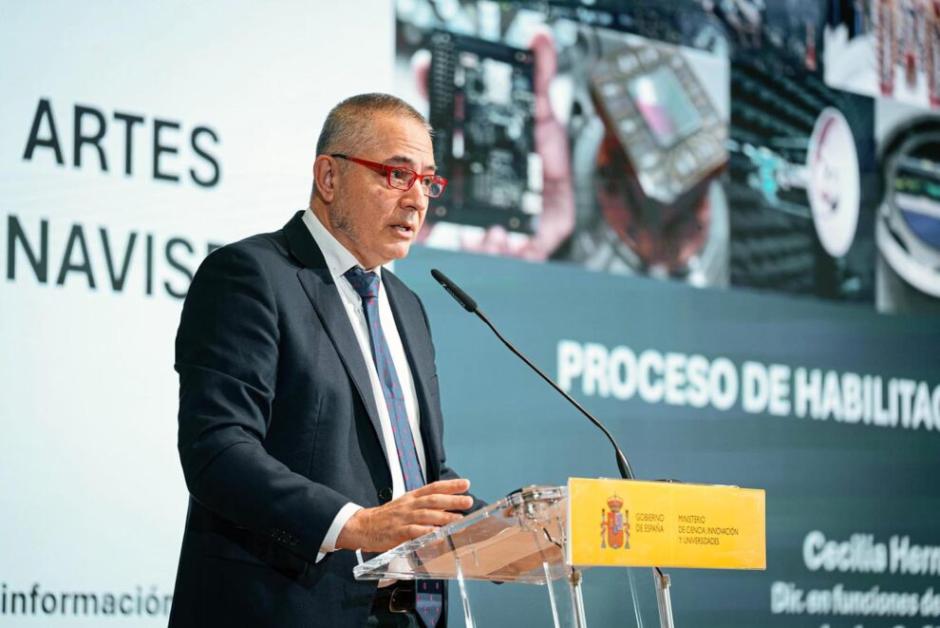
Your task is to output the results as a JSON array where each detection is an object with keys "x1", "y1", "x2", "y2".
[{"x1": 335, "y1": 479, "x2": 473, "y2": 553}]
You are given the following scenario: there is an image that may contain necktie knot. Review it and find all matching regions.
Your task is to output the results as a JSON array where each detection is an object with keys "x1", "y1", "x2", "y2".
[{"x1": 345, "y1": 267, "x2": 380, "y2": 302}]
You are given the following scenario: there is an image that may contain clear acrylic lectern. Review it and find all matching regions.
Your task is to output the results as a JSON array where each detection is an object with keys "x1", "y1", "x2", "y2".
[{"x1": 353, "y1": 485, "x2": 668, "y2": 628}]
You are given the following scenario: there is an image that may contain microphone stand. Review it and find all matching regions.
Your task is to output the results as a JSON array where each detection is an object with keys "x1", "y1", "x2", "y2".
[{"x1": 431, "y1": 269, "x2": 676, "y2": 628}]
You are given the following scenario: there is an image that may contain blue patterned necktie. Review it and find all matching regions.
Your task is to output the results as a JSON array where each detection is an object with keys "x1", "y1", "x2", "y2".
[{"x1": 344, "y1": 267, "x2": 443, "y2": 628}]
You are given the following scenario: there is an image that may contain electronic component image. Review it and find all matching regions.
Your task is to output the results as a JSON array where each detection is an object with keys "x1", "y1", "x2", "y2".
[
  {"x1": 427, "y1": 30, "x2": 541, "y2": 233},
  {"x1": 876, "y1": 113, "x2": 940, "y2": 313},
  {"x1": 568, "y1": 37, "x2": 730, "y2": 287},
  {"x1": 728, "y1": 52, "x2": 878, "y2": 301}
]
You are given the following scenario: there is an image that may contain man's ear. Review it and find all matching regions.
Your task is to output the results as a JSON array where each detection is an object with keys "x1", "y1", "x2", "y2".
[{"x1": 313, "y1": 155, "x2": 337, "y2": 203}]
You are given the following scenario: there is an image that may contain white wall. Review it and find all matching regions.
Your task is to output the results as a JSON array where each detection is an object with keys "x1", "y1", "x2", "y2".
[{"x1": 0, "y1": 2, "x2": 393, "y2": 623}]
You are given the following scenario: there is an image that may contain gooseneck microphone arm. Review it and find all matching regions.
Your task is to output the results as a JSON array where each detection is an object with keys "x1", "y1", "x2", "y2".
[{"x1": 430, "y1": 268, "x2": 635, "y2": 481}]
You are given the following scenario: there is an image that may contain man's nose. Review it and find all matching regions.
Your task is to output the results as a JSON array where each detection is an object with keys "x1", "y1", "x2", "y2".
[{"x1": 402, "y1": 178, "x2": 429, "y2": 211}]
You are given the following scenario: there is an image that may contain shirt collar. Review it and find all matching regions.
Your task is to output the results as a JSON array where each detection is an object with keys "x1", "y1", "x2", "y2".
[{"x1": 301, "y1": 208, "x2": 383, "y2": 281}]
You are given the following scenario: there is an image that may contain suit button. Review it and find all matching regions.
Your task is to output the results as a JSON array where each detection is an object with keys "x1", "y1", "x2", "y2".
[{"x1": 378, "y1": 487, "x2": 393, "y2": 503}]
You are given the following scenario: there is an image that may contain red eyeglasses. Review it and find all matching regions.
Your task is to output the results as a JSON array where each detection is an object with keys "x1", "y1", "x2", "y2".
[{"x1": 331, "y1": 154, "x2": 448, "y2": 198}]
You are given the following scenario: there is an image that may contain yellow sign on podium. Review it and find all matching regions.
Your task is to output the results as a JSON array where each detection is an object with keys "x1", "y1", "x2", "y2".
[{"x1": 567, "y1": 478, "x2": 766, "y2": 570}]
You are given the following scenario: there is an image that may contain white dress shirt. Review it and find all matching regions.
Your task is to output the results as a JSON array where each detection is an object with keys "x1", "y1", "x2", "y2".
[{"x1": 301, "y1": 209, "x2": 428, "y2": 561}]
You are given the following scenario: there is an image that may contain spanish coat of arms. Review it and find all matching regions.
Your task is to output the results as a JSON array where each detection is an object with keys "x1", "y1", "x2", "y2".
[{"x1": 600, "y1": 494, "x2": 630, "y2": 549}]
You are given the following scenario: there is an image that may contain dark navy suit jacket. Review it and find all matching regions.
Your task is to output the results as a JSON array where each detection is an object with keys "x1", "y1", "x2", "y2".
[{"x1": 168, "y1": 211, "x2": 473, "y2": 627}]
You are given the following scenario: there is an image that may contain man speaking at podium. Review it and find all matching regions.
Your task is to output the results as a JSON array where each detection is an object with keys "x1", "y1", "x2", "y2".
[{"x1": 169, "y1": 93, "x2": 477, "y2": 628}]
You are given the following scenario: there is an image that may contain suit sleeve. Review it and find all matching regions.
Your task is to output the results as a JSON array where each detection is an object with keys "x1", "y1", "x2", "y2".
[{"x1": 175, "y1": 244, "x2": 350, "y2": 563}]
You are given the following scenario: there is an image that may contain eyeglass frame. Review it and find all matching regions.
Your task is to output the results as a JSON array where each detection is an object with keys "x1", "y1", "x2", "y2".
[{"x1": 330, "y1": 153, "x2": 448, "y2": 198}]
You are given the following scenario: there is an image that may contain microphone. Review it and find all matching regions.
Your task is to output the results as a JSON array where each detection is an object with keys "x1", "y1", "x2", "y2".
[
  {"x1": 430, "y1": 268, "x2": 477, "y2": 313},
  {"x1": 430, "y1": 268, "x2": 635, "y2": 481}
]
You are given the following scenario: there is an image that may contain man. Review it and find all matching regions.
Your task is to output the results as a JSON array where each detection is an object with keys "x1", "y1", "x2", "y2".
[{"x1": 169, "y1": 93, "x2": 478, "y2": 627}]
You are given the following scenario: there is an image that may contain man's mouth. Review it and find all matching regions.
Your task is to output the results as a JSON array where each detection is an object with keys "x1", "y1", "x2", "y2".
[{"x1": 391, "y1": 223, "x2": 415, "y2": 236}]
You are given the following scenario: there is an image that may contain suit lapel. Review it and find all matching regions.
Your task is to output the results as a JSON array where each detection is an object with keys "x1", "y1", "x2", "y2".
[
  {"x1": 384, "y1": 271, "x2": 442, "y2": 482},
  {"x1": 284, "y1": 211, "x2": 390, "y2": 470}
]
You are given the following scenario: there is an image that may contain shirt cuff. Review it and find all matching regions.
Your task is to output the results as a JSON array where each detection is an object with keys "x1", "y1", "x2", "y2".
[{"x1": 316, "y1": 502, "x2": 363, "y2": 563}]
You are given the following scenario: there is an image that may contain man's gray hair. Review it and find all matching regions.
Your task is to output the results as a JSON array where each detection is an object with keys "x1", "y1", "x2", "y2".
[{"x1": 315, "y1": 93, "x2": 432, "y2": 156}]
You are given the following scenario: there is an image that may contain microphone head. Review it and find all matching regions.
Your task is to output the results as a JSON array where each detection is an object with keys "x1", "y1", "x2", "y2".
[
  {"x1": 430, "y1": 268, "x2": 447, "y2": 284},
  {"x1": 430, "y1": 268, "x2": 478, "y2": 313}
]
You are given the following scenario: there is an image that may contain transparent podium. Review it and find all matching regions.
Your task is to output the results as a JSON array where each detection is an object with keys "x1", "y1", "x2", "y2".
[
  {"x1": 354, "y1": 480, "x2": 766, "y2": 627},
  {"x1": 355, "y1": 485, "x2": 651, "y2": 628}
]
